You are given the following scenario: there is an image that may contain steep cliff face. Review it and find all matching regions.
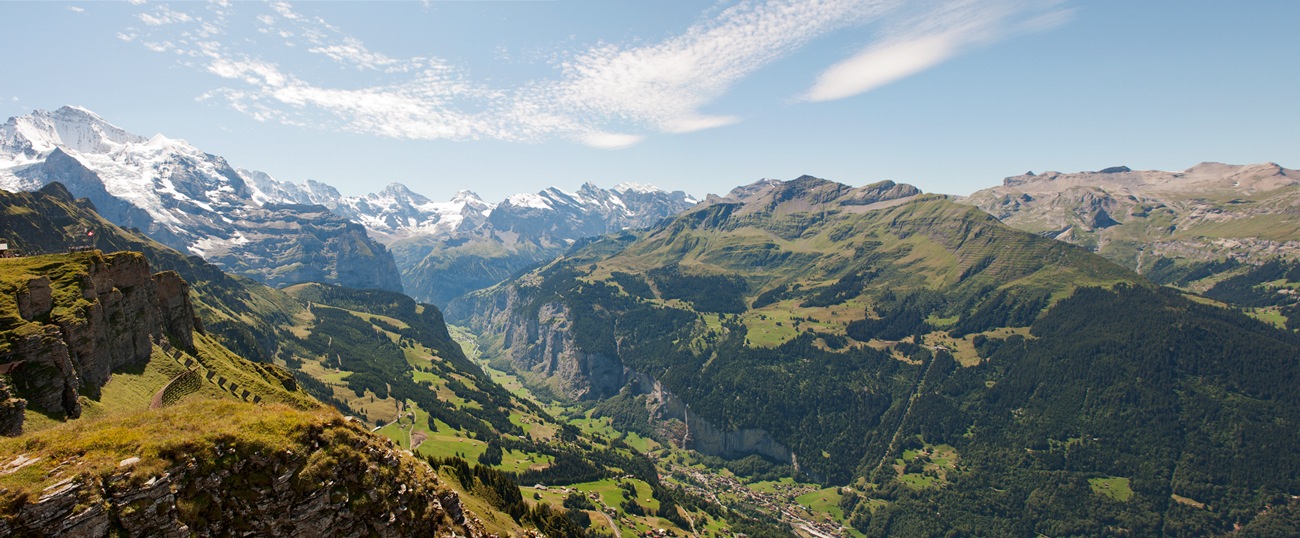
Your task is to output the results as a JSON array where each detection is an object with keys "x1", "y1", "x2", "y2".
[
  {"x1": 0, "y1": 251, "x2": 198, "y2": 428},
  {"x1": 0, "y1": 378, "x2": 24, "y2": 437},
  {"x1": 630, "y1": 374, "x2": 793, "y2": 464},
  {"x1": 460, "y1": 285, "x2": 626, "y2": 400},
  {"x1": 454, "y1": 285, "x2": 795, "y2": 462},
  {"x1": 0, "y1": 400, "x2": 488, "y2": 537}
]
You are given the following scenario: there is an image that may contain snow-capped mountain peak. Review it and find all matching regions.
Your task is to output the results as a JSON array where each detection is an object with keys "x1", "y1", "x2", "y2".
[
  {"x1": 1, "y1": 106, "x2": 149, "y2": 165},
  {"x1": 505, "y1": 192, "x2": 555, "y2": 210},
  {"x1": 0, "y1": 107, "x2": 258, "y2": 237},
  {"x1": 376, "y1": 182, "x2": 430, "y2": 205},
  {"x1": 0, "y1": 107, "x2": 403, "y2": 292},
  {"x1": 612, "y1": 181, "x2": 664, "y2": 195},
  {"x1": 451, "y1": 189, "x2": 485, "y2": 204}
]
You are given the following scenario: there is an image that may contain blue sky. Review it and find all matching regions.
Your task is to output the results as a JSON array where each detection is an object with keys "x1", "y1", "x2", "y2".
[{"x1": 2, "y1": 1, "x2": 1297, "y2": 202}]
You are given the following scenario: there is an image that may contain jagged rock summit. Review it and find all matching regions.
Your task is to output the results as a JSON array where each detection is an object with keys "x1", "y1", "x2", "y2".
[{"x1": 0, "y1": 107, "x2": 402, "y2": 292}]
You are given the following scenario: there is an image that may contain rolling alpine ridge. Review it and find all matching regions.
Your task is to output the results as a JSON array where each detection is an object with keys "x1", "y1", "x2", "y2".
[{"x1": 452, "y1": 174, "x2": 1300, "y2": 536}]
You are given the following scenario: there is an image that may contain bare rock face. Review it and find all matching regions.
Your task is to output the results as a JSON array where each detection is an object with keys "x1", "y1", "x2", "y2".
[
  {"x1": 686, "y1": 416, "x2": 792, "y2": 464},
  {"x1": 0, "y1": 251, "x2": 202, "y2": 430},
  {"x1": 630, "y1": 373, "x2": 794, "y2": 465},
  {"x1": 15, "y1": 276, "x2": 52, "y2": 321},
  {"x1": 458, "y1": 284, "x2": 626, "y2": 400},
  {"x1": 0, "y1": 377, "x2": 26, "y2": 437},
  {"x1": 6, "y1": 325, "x2": 81, "y2": 420},
  {"x1": 151, "y1": 270, "x2": 199, "y2": 350}
]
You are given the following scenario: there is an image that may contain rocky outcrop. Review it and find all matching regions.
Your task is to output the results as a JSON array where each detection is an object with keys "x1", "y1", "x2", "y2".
[
  {"x1": 151, "y1": 271, "x2": 200, "y2": 350},
  {"x1": 3, "y1": 325, "x2": 79, "y2": 422},
  {"x1": 0, "y1": 412, "x2": 488, "y2": 537},
  {"x1": 0, "y1": 377, "x2": 25, "y2": 437},
  {"x1": 15, "y1": 276, "x2": 52, "y2": 321},
  {"x1": 709, "y1": 175, "x2": 922, "y2": 217},
  {"x1": 1, "y1": 251, "x2": 200, "y2": 428}
]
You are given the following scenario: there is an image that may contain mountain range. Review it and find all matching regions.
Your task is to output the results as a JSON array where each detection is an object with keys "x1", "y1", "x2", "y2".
[
  {"x1": 2, "y1": 105, "x2": 1299, "y2": 536},
  {"x1": 0, "y1": 106, "x2": 696, "y2": 304},
  {"x1": 0, "y1": 107, "x2": 402, "y2": 292},
  {"x1": 241, "y1": 166, "x2": 697, "y2": 304}
]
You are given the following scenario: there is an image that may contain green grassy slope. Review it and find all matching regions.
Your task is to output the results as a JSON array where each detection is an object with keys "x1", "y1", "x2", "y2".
[
  {"x1": 279, "y1": 282, "x2": 778, "y2": 536},
  {"x1": 454, "y1": 179, "x2": 1300, "y2": 535},
  {"x1": 0, "y1": 186, "x2": 756, "y2": 536}
]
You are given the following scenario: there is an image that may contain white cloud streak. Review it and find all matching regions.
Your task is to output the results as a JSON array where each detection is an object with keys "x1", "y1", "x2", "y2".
[
  {"x1": 131, "y1": 0, "x2": 1069, "y2": 147},
  {"x1": 138, "y1": 5, "x2": 192, "y2": 26},
  {"x1": 544, "y1": 0, "x2": 898, "y2": 135},
  {"x1": 806, "y1": 0, "x2": 1073, "y2": 101}
]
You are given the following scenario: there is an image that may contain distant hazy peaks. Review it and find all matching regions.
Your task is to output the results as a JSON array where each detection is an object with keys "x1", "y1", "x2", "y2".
[
  {"x1": 376, "y1": 182, "x2": 431, "y2": 205},
  {"x1": 1000, "y1": 162, "x2": 1299, "y2": 193},
  {"x1": 451, "y1": 190, "x2": 485, "y2": 203},
  {"x1": 1183, "y1": 161, "x2": 1290, "y2": 179},
  {"x1": 611, "y1": 181, "x2": 665, "y2": 194}
]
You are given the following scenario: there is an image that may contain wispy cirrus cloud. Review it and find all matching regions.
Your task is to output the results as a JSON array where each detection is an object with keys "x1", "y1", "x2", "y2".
[
  {"x1": 127, "y1": 0, "x2": 1069, "y2": 148},
  {"x1": 543, "y1": 0, "x2": 898, "y2": 136},
  {"x1": 805, "y1": 0, "x2": 1073, "y2": 101}
]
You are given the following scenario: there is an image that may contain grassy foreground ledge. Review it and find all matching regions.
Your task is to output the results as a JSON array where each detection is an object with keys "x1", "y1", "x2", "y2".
[{"x1": 0, "y1": 399, "x2": 483, "y2": 536}]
